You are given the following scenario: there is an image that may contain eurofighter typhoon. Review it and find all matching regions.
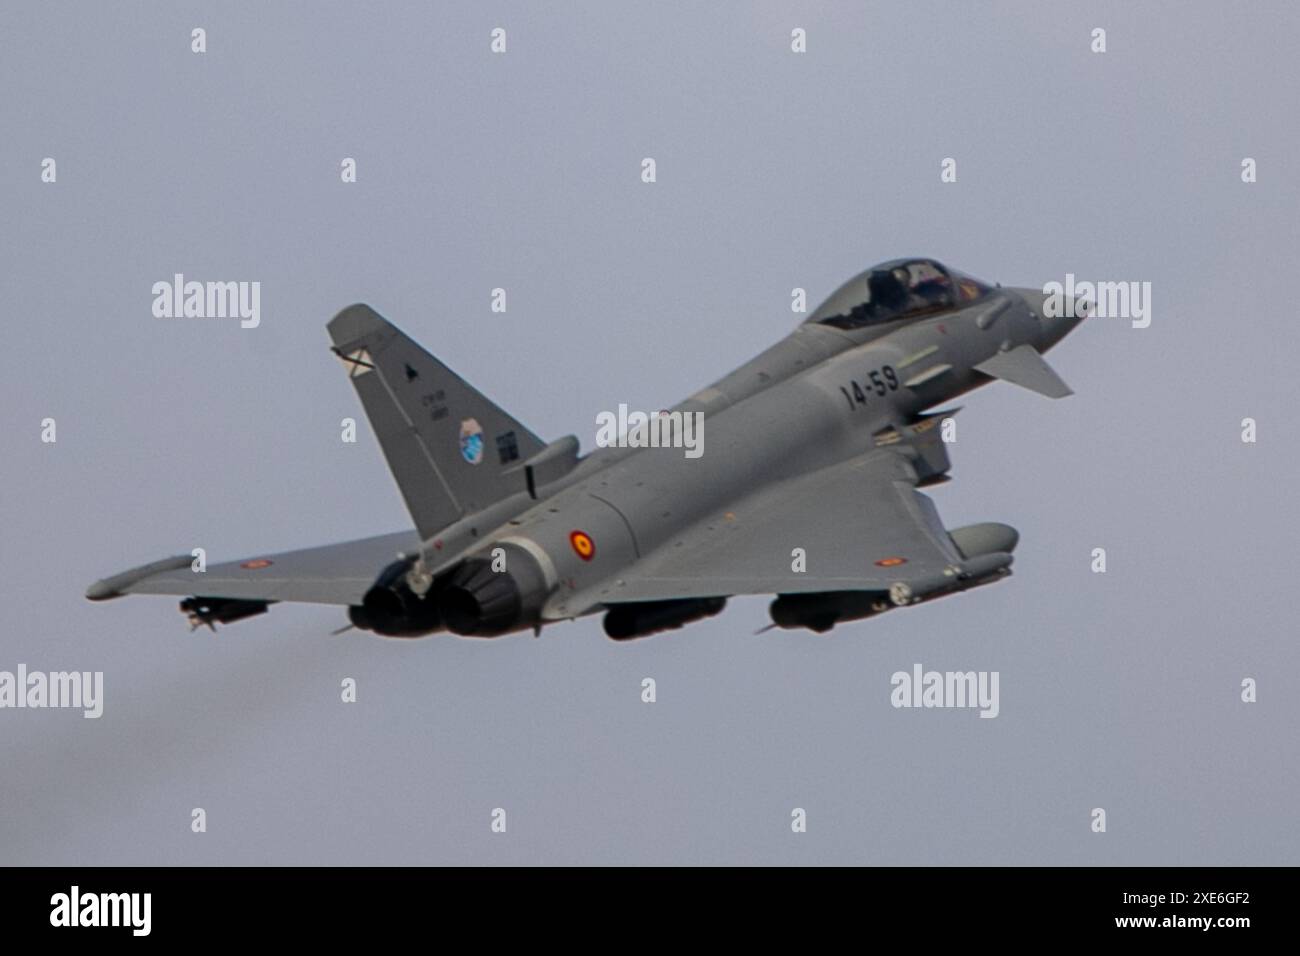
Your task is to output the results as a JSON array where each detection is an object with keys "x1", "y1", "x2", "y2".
[{"x1": 87, "y1": 259, "x2": 1086, "y2": 639}]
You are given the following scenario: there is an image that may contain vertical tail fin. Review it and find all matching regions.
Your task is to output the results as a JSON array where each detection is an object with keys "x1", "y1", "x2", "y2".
[{"x1": 327, "y1": 303, "x2": 546, "y2": 539}]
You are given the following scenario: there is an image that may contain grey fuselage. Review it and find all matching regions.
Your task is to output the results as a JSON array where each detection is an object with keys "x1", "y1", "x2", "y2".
[{"x1": 405, "y1": 280, "x2": 1079, "y2": 637}]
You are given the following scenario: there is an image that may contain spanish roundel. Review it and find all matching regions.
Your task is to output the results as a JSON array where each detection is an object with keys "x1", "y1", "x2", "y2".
[{"x1": 569, "y1": 530, "x2": 595, "y2": 561}]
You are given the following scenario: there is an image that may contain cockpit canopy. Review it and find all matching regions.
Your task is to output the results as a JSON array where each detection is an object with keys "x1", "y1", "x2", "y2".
[{"x1": 807, "y1": 258, "x2": 990, "y2": 330}]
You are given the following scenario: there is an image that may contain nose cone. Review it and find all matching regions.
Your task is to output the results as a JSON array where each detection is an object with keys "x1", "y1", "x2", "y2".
[{"x1": 1010, "y1": 286, "x2": 1087, "y2": 352}]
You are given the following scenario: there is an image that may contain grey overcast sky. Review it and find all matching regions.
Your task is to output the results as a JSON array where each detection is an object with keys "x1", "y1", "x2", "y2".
[{"x1": 2, "y1": 1, "x2": 1298, "y2": 865}]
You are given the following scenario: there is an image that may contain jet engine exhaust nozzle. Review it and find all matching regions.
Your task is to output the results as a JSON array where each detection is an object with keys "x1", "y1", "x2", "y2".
[
  {"x1": 353, "y1": 556, "x2": 444, "y2": 637},
  {"x1": 439, "y1": 558, "x2": 525, "y2": 637}
]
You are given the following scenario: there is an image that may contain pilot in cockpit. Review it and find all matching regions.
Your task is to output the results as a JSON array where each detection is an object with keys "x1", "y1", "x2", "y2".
[
  {"x1": 905, "y1": 261, "x2": 952, "y2": 308},
  {"x1": 809, "y1": 258, "x2": 970, "y2": 330},
  {"x1": 868, "y1": 267, "x2": 910, "y2": 313}
]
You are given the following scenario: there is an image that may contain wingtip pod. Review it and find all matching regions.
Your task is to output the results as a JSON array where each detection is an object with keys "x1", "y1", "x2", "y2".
[
  {"x1": 84, "y1": 581, "x2": 118, "y2": 601},
  {"x1": 85, "y1": 554, "x2": 194, "y2": 601},
  {"x1": 889, "y1": 551, "x2": 1014, "y2": 607}
]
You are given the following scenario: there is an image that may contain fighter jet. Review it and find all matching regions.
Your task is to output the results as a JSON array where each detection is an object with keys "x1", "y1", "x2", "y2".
[{"x1": 87, "y1": 258, "x2": 1086, "y2": 639}]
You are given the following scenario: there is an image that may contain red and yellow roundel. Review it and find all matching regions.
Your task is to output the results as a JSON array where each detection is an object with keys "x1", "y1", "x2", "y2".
[
  {"x1": 875, "y1": 556, "x2": 907, "y2": 568},
  {"x1": 240, "y1": 558, "x2": 274, "y2": 570},
  {"x1": 569, "y1": 530, "x2": 595, "y2": 561}
]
